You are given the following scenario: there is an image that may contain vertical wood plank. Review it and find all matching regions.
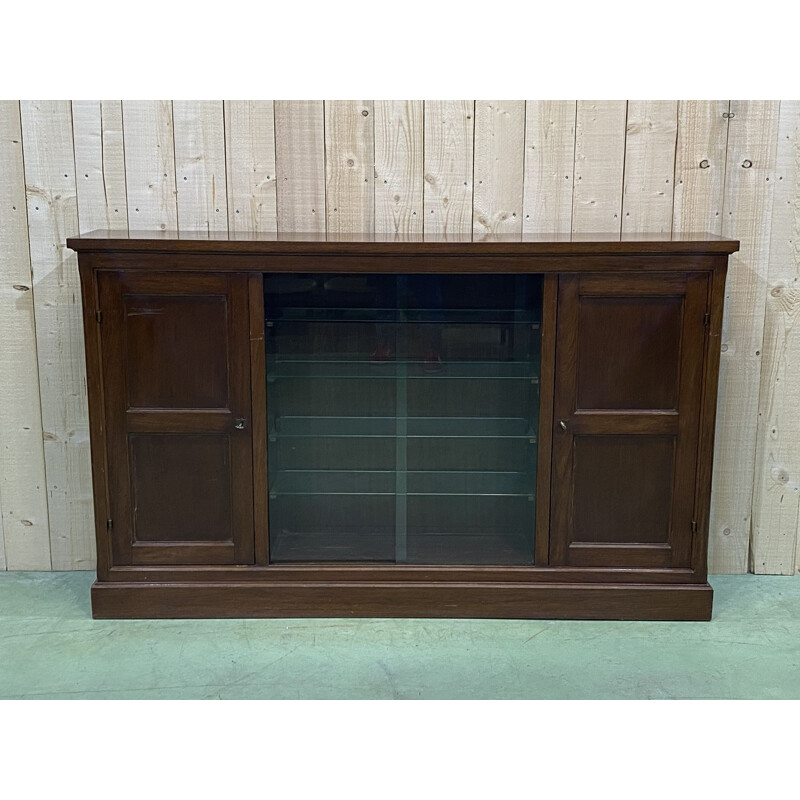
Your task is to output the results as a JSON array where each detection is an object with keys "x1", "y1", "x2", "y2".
[
  {"x1": 21, "y1": 100, "x2": 94, "y2": 570},
  {"x1": 709, "y1": 100, "x2": 780, "y2": 574},
  {"x1": 224, "y1": 101, "x2": 277, "y2": 234},
  {"x1": 173, "y1": 100, "x2": 228, "y2": 233},
  {"x1": 274, "y1": 101, "x2": 326, "y2": 234},
  {"x1": 522, "y1": 101, "x2": 576, "y2": 235},
  {"x1": 0, "y1": 480, "x2": 4, "y2": 569},
  {"x1": 423, "y1": 100, "x2": 475, "y2": 237},
  {"x1": 72, "y1": 100, "x2": 129, "y2": 232},
  {"x1": 752, "y1": 100, "x2": 800, "y2": 575},
  {"x1": 571, "y1": 101, "x2": 627, "y2": 234},
  {"x1": 0, "y1": 100, "x2": 51, "y2": 570},
  {"x1": 374, "y1": 100, "x2": 423, "y2": 237},
  {"x1": 473, "y1": 100, "x2": 525, "y2": 238},
  {"x1": 122, "y1": 100, "x2": 178, "y2": 231},
  {"x1": 621, "y1": 101, "x2": 678, "y2": 234},
  {"x1": 325, "y1": 100, "x2": 374, "y2": 234},
  {"x1": 672, "y1": 100, "x2": 729, "y2": 235}
]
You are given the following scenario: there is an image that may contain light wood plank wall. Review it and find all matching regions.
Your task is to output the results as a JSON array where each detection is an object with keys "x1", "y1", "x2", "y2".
[{"x1": 1, "y1": 99, "x2": 798, "y2": 575}]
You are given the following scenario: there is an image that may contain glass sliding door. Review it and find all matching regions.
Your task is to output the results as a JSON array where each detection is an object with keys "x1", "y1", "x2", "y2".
[{"x1": 264, "y1": 273, "x2": 542, "y2": 565}]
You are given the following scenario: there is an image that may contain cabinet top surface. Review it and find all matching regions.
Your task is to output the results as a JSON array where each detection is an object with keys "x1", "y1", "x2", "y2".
[{"x1": 67, "y1": 230, "x2": 740, "y2": 256}]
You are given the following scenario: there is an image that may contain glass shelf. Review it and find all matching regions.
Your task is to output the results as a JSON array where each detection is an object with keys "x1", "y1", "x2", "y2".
[
  {"x1": 270, "y1": 530, "x2": 532, "y2": 565},
  {"x1": 268, "y1": 307, "x2": 541, "y2": 325},
  {"x1": 266, "y1": 359, "x2": 540, "y2": 381},
  {"x1": 264, "y1": 271, "x2": 542, "y2": 566},
  {"x1": 269, "y1": 469, "x2": 536, "y2": 497},
  {"x1": 406, "y1": 532, "x2": 532, "y2": 566},
  {"x1": 270, "y1": 415, "x2": 536, "y2": 439},
  {"x1": 270, "y1": 531, "x2": 396, "y2": 563}
]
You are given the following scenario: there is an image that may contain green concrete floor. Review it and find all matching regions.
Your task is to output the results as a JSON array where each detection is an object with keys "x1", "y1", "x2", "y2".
[{"x1": 1, "y1": 572, "x2": 798, "y2": 699}]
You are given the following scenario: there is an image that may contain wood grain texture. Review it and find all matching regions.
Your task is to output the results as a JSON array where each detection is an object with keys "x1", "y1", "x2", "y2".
[
  {"x1": 103, "y1": 563, "x2": 701, "y2": 584},
  {"x1": 752, "y1": 100, "x2": 800, "y2": 574},
  {"x1": 77, "y1": 264, "x2": 112, "y2": 578},
  {"x1": 20, "y1": 100, "x2": 94, "y2": 570},
  {"x1": 572, "y1": 101, "x2": 627, "y2": 234},
  {"x1": 622, "y1": 101, "x2": 678, "y2": 234},
  {"x1": 423, "y1": 101, "x2": 475, "y2": 236},
  {"x1": 173, "y1": 101, "x2": 228, "y2": 233},
  {"x1": 71, "y1": 100, "x2": 128, "y2": 232},
  {"x1": 274, "y1": 100, "x2": 325, "y2": 233},
  {"x1": 673, "y1": 101, "x2": 729, "y2": 235},
  {"x1": 91, "y1": 580, "x2": 714, "y2": 621},
  {"x1": 122, "y1": 101, "x2": 178, "y2": 231},
  {"x1": 373, "y1": 100, "x2": 423, "y2": 236},
  {"x1": 473, "y1": 100, "x2": 525, "y2": 238},
  {"x1": 224, "y1": 101, "x2": 277, "y2": 234},
  {"x1": 710, "y1": 100, "x2": 780, "y2": 574},
  {"x1": 523, "y1": 101, "x2": 576, "y2": 235},
  {"x1": 8, "y1": 98, "x2": 797, "y2": 577},
  {"x1": 550, "y1": 272, "x2": 707, "y2": 570},
  {"x1": 0, "y1": 101, "x2": 50, "y2": 570},
  {"x1": 325, "y1": 100, "x2": 374, "y2": 234},
  {"x1": 98, "y1": 271, "x2": 254, "y2": 566}
]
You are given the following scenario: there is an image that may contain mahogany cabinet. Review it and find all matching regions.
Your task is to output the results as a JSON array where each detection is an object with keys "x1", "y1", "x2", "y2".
[{"x1": 67, "y1": 232, "x2": 739, "y2": 620}]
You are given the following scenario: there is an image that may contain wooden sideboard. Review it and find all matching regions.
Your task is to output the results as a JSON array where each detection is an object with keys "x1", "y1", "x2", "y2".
[{"x1": 67, "y1": 231, "x2": 739, "y2": 620}]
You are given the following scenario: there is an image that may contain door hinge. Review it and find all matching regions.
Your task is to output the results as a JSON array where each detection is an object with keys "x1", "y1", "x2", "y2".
[
  {"x1": 106, "y1": 518, "x2": 113, "y2": 530},
  {"x1": 691, "y1": 520, "x2": 698, "y2": 534},
  {"x1": 703, "y1": 312, "x2": 711, "y2": 329},
  {"x1": 95, "y1": 310, "x2": 103, "y2": 323}
]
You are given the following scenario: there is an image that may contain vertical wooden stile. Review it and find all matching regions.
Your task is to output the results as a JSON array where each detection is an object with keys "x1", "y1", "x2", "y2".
[
  {"x1": 173, "y1": 101, "x2": 228, "y2": 233},
  {"x1": 72, "y1": 100, "x2": 129, "y2": 232},
  {"x1": 752, "y1": 100, "x2": 800, "y2": 575},
  {"x1": 325, "y1": 100, "x2": 375, "y2": 235},
  {"x1": 472, "y1": 100, "x2": 525, "y2": 238},
  {"x1": 522, "y1": 101, "x2": 577, "y2": 235},
  {"x1": 621, "y1": 101, "x2": 678, "y2": 234},
  {"x1": 20, "y1": 100, "x2": 94, "y2": 570},
  {"x1": 0, "y1": 101, "x2": 51, "y2": 570},
  {"x1": 423, "y1": 101, "x2": 475, "y2": 237},
  {"x1": 710, "y1": 100, "x2": 780, "y2": 574},
  {"x1": 571, "y1": 101, "x2": 627, "y2": 234},
  {"x1": 274, "y1": 101, "x2": 326, "y2": 234},
  {"x1": 224, "y1": 101, "x2": 277, "y2": 234},
  {"x1": 122, "y1": 100, "x2": 178, "y2": 231}
]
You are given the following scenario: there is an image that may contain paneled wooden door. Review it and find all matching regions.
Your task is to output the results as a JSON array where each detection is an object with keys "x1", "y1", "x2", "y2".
[
  {"x1": 550, "y1": 272, "x2": 709, "y2": 568},
  {"x1": 97, "y1": 271, "x2": 255, "y2": 566}
]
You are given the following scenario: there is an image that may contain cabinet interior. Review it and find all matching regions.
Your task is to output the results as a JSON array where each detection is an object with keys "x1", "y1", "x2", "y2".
[{"x1": 264, "y1": 272, "x2": 543, "y2": 565}]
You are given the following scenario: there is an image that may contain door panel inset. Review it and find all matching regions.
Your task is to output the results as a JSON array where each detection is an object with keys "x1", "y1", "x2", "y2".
[
  {"x1": 576, "y1": 296, "x2": 682, "y2": 410},
  {"x1": 125, "y1": 295, "x2": 229, "y2": 409},
  {"x1": 130, "y1": 434, "x2": 233, "y2": 543},
  {"x1": 572, "y1": 435, "x2": 674, "y2": 544}
]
